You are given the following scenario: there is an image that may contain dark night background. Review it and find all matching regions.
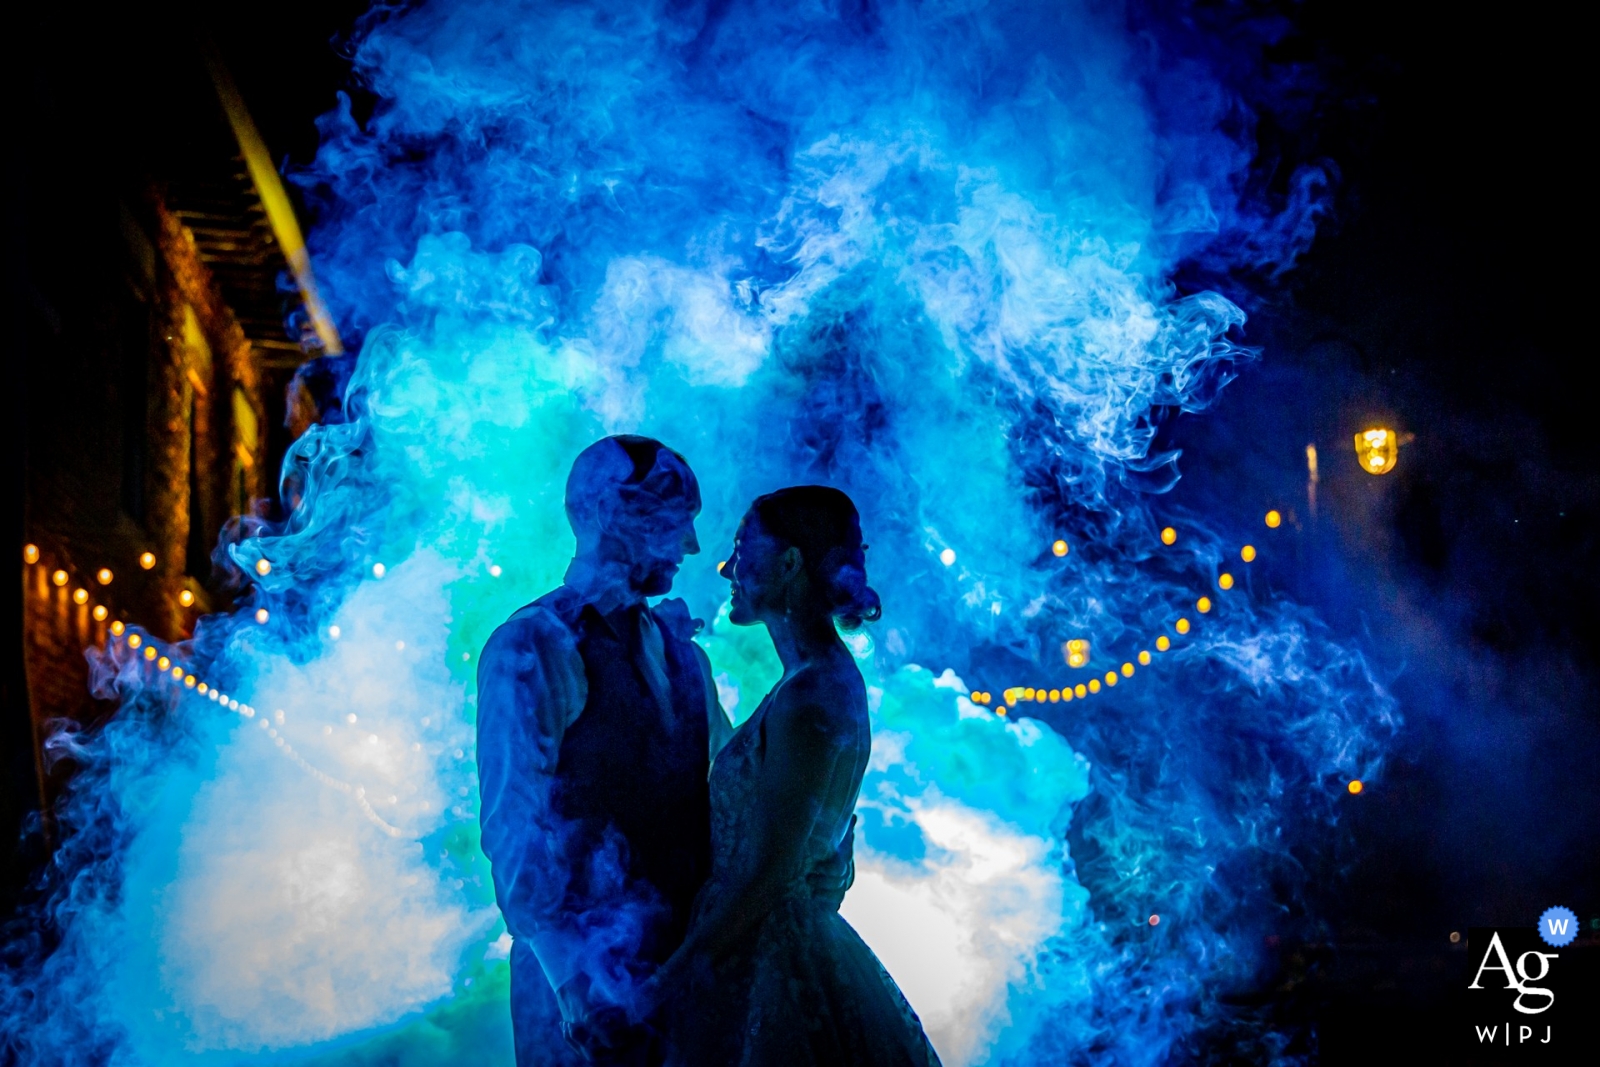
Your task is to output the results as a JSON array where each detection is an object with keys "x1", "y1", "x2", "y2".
[{"x1": 4, "y1": 2, "x2": 1592, "y2": 1062}]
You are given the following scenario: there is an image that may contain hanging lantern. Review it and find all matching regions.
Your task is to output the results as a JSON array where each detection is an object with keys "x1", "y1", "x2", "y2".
[{"x1": 1354, "y1": 427, "x2": 1398, "y2": 475}]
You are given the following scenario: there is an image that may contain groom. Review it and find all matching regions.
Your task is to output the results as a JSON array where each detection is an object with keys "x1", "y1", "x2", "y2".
[{"x1": 477, "y1": 436, "x2": 732, "y2": 1065}]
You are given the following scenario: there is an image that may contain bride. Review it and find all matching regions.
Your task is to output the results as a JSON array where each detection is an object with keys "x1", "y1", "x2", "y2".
[{"x1": 636, "y1": 485, "x2": 941, "y2": 1067}]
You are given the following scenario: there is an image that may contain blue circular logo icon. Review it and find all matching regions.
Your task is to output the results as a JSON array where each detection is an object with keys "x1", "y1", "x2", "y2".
[{"x1": 1539, "y1": 905, "x2": 1578, "y2": 947}]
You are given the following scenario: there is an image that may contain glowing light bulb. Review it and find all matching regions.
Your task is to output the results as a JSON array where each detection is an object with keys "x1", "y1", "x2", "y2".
[
  {"x1": 1160, "y1": 526, "x2": 1177, "y2": 546},
  {"x1": 96, "y1": 568, "x2": 113, "y2": 586},
  {"x1": 1121, "y1": 662, "x2": 1134, "y2": 677},
  {"x1": 938, "y1": 548, "x2": 956, "y2": 567},
  {"x1": 1063, "y1": 638, "x2": 1090, "y2": 668},
  {"x1": 1265, "y1": 510, "x2": 1282, "y2": 529},
  {"x1": 1354, "y1": 427, "x2": 1398, "y2": 475},
  {"x1": 197, "y1": 683, "x2": 207, "y2": 694},
  {"x1": 184, "y1": 675, "x2": 196, "y2": 688},
  {"x1": 23, "y1": 544, "x2": 39, "y2": 564},
  {"x1": 995, "y1": 707, "x2": 1008, "y2": 717},
  {"x1": 139, "y1": 551, "x2": 157, "y2": 570},
  {"x1": 255, "y1": 559, "x2": 272, "y2": 576},
  {"x1": 72, "y1": 588, "x2": 88, "y2": 605},
  {"x1": 1088, "y1": 679, "x2": 1101, "y2": 694},
  {"x1": 488, "y1": 564, "x2": 502, "y2": 577},
  {"x1": 1155, "y1": 635, "x2": 1171, "y2": 652},
  {"x1": 1104, "y1": 672, "x2": 1117, "y2": 687},
  {"x1": 51, "y1": 570, "x2": 68, "y2": 587},
  {"x1": 1218, "y1": 573, "x2": 1234, "y2": 590},
  {"x1": 110, "y1": 621, "x2": 125, "y2": 636},
  {"x1": 178, "y1": 589, "x2": 195, "y2": 607},
  {"x1": 1175, "y1": 618, "x2": 1191, "y2": 635},
  {"x1": 92, "y1": 605, "x2": 108, "y2": 621},
  {"x1": 1347, "y1": 779, "x2": 1363, "y2": 795},
  {"x1": 1196, "y1": 597, "x2": 1212, "y2": 613},
  {"x1": 1138, "y1": 650, "x2": 1151, "y2": 665},
  {"x1": 1049, "y1": 689, "x2": 1060, "y2": 702},
  {"x1": 328, "y1": 625, "x2": 341, "y2": 639},
  {"x1": 372, "y1": 562, "x2": 387, "y2": 579},
  {"x1": 1074, "y1": 684, "x2": 1087, "y2": 698},
  {"x1": 255, "y1": 608, "x2": 270, "y2": 624},
  {"x1": 1051, "y1": 539, "x2": 1069, "y2": 557},
  {"x1": 126, "y1": 633, "x2": 141, "y2": 649},
  {"x1": 157, "y1": 656, "x2": 170, "y2": 670},
  {"x1": 1241, "y1": 545, "x2": 1257, "y2": 562},
  {"x1": 1062, "y1": 688, "x2": 1073, "y2": 702},
  {"x1": 143, "y1": 646, "x2": 156, "y2": 661}
]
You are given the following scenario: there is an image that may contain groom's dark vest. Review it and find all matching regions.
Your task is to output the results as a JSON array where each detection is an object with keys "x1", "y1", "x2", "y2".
[{"x1": 547, "y1": 591, "x2": 712, "y2": 971}]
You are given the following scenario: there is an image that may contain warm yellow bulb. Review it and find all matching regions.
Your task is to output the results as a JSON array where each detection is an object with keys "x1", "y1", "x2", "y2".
[
  {"x1": 1138, "y1": 650, "x2": 1151, "y2": 665},
  {"x1": 1175, "y1": 617, "x2": 1191, "y2": 635},
  {"x1": 1074, "y1": 684, "x2": 1087, "y2": 698},
  {"x1": 110, "y1": 620, "x2": 125, "y2": 636},
  {"x1": 157, "y1": 656, "x2": 170, "y2": 670},
  {"x1": 1241, "y1": 544, "x2": 1256, "y2": 562},
  {"x1": 51, "y1": 569, "x2": 69, "y2": 587},
  {"x1": 92, "y1": 605, "x2": 108, "y2": 621},
  {"x1": 1265, "y1": 510, "x2": 1282, "y2": 529},
  {"x1": 255, "y1": 559, "x2": 272, "y2": 576},
  {"x1": 72, "y1": 588, "x2": 88, "y2": 605},
  {"x1": 1347, "y1": 779, "x2": 1364, "y2": 795},
  {"x1": 126, "y1": 632, "x2": 141, "y2": 648},
  {"x1": 23, "y1": 544, "x2": 40, "y2": 564},
  {"x1": 255, "y1": 608, "x2": 270, "y2": 624},
  {"x1": 184, "y1": 675, "x2": 196, "y2": 688},
  {"x1": 142, "y1": 646, "x2": 156, "y2": 660},
  {"x1": 1088, "y1": 679, "x2": 1101, "y2": 693},
  {"x1": 197, "y1": 682, "x2": 208, "y2": 694},
  {"x1": 139, "y1": 551, "x2": 156, "y2": 570},
  {"x1": 996, "y1": 707, "x2": 1007, "y2": 717},
  {"x1": 178, "y1": 589, "x2": 195, "y2": 607},
  {"x1": 1062, "y1": 688, "x2": 1073, "y2": 702},
  {"x1": 1051, "y1": 539, "x2": 1069, "y2": 557},
  {"x1": 1197, "y1": 597, "x2": 1212, "y2": 614},
  {"x1": 1155, "y1": 635, "x2": 1170, "y2": 652},
  {"x1": 971, "y1": 690, "x2": 982, "y2": 703},
  {"x1": 170, "y1": 666, "x2": 183, "y2": 679},
  {"x1": 1049, "y1": 689, "x2": 1061, "y2": 702},
  {"x1": 96, "y1": 568, "x2": 113, "y2": 586},
  {"x1": 1160, "y1": 526, "x2": 1177, "y2": 545},
  {"x1": 1104, "y1": 671, "x2": 1117, "y2": 687},
  {"x1": 1121, "y1": 662, "x2": 1134, "y2": 677},
  {"x1": 1218, "y1": 573, "x2": 1234, "y2": 590},
  {"x1": 1024, "y1": 687, "x2": 1036, "y2": 701}
]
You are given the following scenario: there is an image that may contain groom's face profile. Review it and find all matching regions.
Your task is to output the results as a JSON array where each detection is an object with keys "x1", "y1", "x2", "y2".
[{"x1": 568, "y1": 438, "x2": 701, "y2": 596}]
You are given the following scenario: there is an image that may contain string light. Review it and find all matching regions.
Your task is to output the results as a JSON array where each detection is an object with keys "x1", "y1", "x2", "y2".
[
  {"x1": 939, "y1": 548, "x2": 956, "y2": 566},
  {"x1": 1138, "y1": 650, "x2": 1151, "y2": 665},
  {"x1": 96, "y1": 568, "x2": 113, "y2": 585},
  {"x1": 51, "y1": 570, "x2": 68, "y2": 587},
  {"x1": 1121, "y1": 662, "x2": 1134, "y2": 677},
  {"x1": 1175, "y1": 618, "x2": 1191, "y2": 635},
  {"x1": 72, "y1": 588, "x2": 88, "y2": 605},
  {"x1": 1063, "y1": 639, "x2": 1090, "y2": 668},
  {"x1": 158, "y1": 656, "x2": 170, "y2": 670},
  {"x1": 92, "y1": 605, "x2": 108, "y2": 621},
  {"x1": 1347, "y1": 779, "x2": 1363, "y2": 795},
  {"x1": 1218, "y1": 573, "x2": 1234, "y2": 590},
  {"x1": 1088, "y1": 679, "x2": 1101, "y2": 694},
  {"x1": 1160, "y1": 526, "x2": 1177, "y2": 545},
  {"x1": 110, "y1": 621, "x2": 124, "y2": 636},
  {"x1": 1074, "y1": 684, "x2": 1086, "y2": 698},
  {"x1": 1155, "y1": 635, "x2": 1170, "y2": 652},
  {"x1": 328, "y1": 625, "x2": 341, "y2": 639},
  {"x1": 143, "y1": 646, "x2": 156, "y2": 661},
  {"x1": 126, "y1": 633, "x2": 141, "y2": 648},
  {"x1": 1051, "y1": 539, "x2": 1069, "y2": 557},
  {"x1": 372, "y1": 563, "x2": 387, "y2": 579},
  {"x1": 139, "y1": 551, "x2": 156, "y2": 570},
  {"x1": 1196, "y1": 597, "x2": 1212, "y2": 614},
  {"x1": 178, "y1": 590, "x2": 195, "y2": 607},
  {"x1": 488, "y1": 564, "x2": 502, "y2": 577},
  {"x1": 23, "y1": 544, "x2": 40, "y2": 564},
  {"x1": 1264, "y1": 510, "x2": 1282, "y2": 529},
  {"x1": 255, "y1": 608, "x2": 270, "y2": 624},
  {"x1": 255, "y1": 559, "x2": 272, "y2": 576},
  {"x1": 1241, "y1": 545, "x2": 1256, "y2": 562}
]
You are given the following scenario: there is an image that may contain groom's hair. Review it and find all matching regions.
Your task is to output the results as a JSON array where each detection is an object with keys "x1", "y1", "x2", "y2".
[{"x1": 565, "y1": 435, "x2": 698, "y2": 536}]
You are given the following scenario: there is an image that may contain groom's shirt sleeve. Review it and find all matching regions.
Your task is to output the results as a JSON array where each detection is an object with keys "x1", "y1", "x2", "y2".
[{"x1": 476, "y1": 605, "x2": 589, "y2": 994}]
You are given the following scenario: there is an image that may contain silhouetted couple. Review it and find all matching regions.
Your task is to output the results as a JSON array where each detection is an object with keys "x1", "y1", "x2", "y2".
[{"x1": 478, "y1": 436, "x2": 941, "y2": 1066}]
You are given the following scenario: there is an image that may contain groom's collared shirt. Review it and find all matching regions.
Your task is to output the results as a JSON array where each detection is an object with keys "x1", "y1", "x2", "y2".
[{"x1": 476, "y1": 561, "x2": 732, "y2": 1001}]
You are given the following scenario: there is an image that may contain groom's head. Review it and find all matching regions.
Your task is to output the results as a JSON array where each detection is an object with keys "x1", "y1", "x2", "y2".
[{"x1": 566, "y1": 435, "x2": 701, "y2": 596}]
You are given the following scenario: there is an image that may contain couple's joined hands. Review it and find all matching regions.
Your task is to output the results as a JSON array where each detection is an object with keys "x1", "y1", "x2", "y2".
[{"x1": 556, "y1": 960, "x2": 697, "y2": 1064}]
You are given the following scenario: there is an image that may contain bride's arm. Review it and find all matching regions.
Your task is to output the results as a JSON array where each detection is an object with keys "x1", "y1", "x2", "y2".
[{"x1": 639, "y1": 682, "x2": 847, "y2": 1005}]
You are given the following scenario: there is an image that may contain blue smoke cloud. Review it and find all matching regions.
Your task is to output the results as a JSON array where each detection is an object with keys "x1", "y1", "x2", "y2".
[{"x1": 2, "y1": 2, "x2": 1395, "y2": 1064}]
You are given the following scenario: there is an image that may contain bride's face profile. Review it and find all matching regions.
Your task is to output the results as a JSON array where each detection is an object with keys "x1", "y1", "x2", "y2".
[{"x1": 723, "y1": 512, "x2": 801, "y2": 626}]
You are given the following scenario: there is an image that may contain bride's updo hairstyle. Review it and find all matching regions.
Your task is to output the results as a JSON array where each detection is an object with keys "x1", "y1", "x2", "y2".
[{"x1": 750, "y1": 485, "x2": 882, "y2": 630}]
